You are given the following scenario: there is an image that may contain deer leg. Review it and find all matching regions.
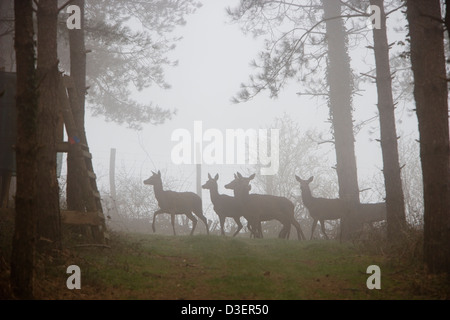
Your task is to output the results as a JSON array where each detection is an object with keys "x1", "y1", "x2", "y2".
[
  {"x1": 291, "y1": 219, "x2": 306, "y2": 240},
  {"x1": 232, "y1": 217, "x2": 243, "y2": 237},
  {"x1": 278, "y1": 225, "x2": 288, "y2": 239},
  {"x1": 247, "y1": 222, "x2": 254, "y2": 238},
  {"x1": 320, "y1": 220, "x2": 329, "y2": 240},
  {"x1": 219, "y1": 216, "x2": 226, "y2": 236},
  {"x1": 185, "y1": 211, "x2": 198, "y2": 236},
  {"x1": 310, "y1": 219, "x2": 318, "y2": 240},
  {"x1": 152, "y1": 209, "x2": 164, "y2": 233},
  {"x1": 171, "y1": 214, "x2": 176, "y2": 236},
  {"x1": 279, "y1": 222, "x2": 291, "y2": 239},
  {"x1": 250, "y1": 220, "x2": 262, "y2": 238},
  {"x1": 193, "y1": 210, "x2": 210, "y2": 235}
]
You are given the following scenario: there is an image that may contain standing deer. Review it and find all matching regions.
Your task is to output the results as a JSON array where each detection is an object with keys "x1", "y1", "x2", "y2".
[
  {"x1": 295, "y1": 175, "x2": 349, "y2": 240},
  {"x1": 202, "y1": 173, "x2": 244, "y2": 237},
  {"x1": 225, "y1": 172, "x2": 306, "y2": 240},
  {"x1": 143, "y1": 170, "x2": 209, "y2": 236},
  {"x1": 359, "y1": 202, "x2": 386, "y2": 225}
]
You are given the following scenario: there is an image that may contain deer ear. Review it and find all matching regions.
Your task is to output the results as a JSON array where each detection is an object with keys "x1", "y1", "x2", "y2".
[
  {"x1": 208, "y1": 173, "x2": 212, "y2": 179},
  {"x1": 237, "y1": 172, "x2": 243, "y2": 178},
  {"x1": 295, "y1": 175, "x2": 301, "y2": 182},
  {"x1": 234, "y1": 173, "x2": 237, "y2": 178},
  {"x1": 214, "y1": 174, "x2": 219, "y2": 181},
  {"x1": 249, "y1": 173, "x2": 256, "y2": 180},
  {"x1": 158, "y1": 170, "x2": 161, "y2": 177},
  {"x1": 308, "y1": 176, "x2": 314, "y2": 183}
]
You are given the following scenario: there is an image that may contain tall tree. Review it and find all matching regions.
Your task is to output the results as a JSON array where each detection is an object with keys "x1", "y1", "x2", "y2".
[
  {"x1": 369, "y1": 0, "x2": 406, "y2": 241},
  {"x1": 406, "y1": 0, "x2": 450, "y2": 274},
  {"x1": 10, "y1": 0, "x2": 38, "y2": 299},
  {"x1": 322, "y1": 0, "x2": 360, "y2": 238},
  {"x1": 35, "y1": 0, "x2": 61, "y2": 253},
  {"x1": 228, "y1": 0, "x2": 361, "y2": 238},
  {"x1": 66, "y1": 0, "x2": 86, "y2": 212}
]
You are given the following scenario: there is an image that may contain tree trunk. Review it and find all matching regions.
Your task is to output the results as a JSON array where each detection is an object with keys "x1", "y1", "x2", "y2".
[
  {"x1": 36, "y1": 0, "x2": 61, "y2": 253},
  {"x1": 323, "y1": 0, "x2": 360, "y2": 239},
  {"x1": 10, "y1": 0, "x2": 38, "y2": 299},
  {"x1": 67, "y1": 0, "x2": 87, "y2": 212},
  {"x1": 406, "y1": 0, "x2": 450, "y2": 274},
  {"x1": 369, "y1": 0, "x2": 406, "y2": 241}
]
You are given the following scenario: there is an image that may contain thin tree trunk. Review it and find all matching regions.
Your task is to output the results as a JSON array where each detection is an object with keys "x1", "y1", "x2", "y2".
[
  {"x1": 323, "y1": 0, "x2": 360, "y2": 239},
  {"x1": 406, "y1": 0, "x2": 450, "y2": 274},
  {"x1": 10, "y1": 0, "x2": 38, "y2": 299},
  {"x1": 67, "y1": 0, "x2": 86, "y2": 212},
  {"x1": 369, "y1": 0, "x2": 406, "y2": 241},
  {"x1": 36, "y1": 0, "x2": 61, "y2": 253}
]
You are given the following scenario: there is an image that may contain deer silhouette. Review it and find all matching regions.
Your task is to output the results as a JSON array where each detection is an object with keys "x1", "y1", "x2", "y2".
[
  {"x1": 359, "y1": 202, "x2": 387, "y2": 225},
  {"x1": 295, "y1": 175, "x2": 349, "y2": 240},
  {"x1": 225, "y1": 172, "x2": 305, "y2": 240},
  {"x1": 202, "y1": 173, "x2": 245, "y2": 237},
  {"x1": 144, "y1": 170, "x2": 209, "y2": 236}
]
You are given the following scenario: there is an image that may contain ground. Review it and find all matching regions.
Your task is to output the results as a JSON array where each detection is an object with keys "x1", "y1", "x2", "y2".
[{"x1": 1, "y1": 231, "x2": 448, "y2": 300}]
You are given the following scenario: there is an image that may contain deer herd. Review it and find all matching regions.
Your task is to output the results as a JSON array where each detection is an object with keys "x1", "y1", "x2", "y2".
[{"x1": 144, "y1": 170, "x2": 387, "y2": 240}]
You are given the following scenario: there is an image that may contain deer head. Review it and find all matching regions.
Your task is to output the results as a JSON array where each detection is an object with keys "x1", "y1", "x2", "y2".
[
  {"x1": 224, "y1": 172, "x2": 254, "y2": 196},
  {"x1": 202, "y1": 173, "x2": 219, "y2": 190},
  {"x1": 295, "y1": 175, "x2": 314, "y2": 193},
  {"x1": 143, "y1": 170, "x2": 162, "y2": 185}
]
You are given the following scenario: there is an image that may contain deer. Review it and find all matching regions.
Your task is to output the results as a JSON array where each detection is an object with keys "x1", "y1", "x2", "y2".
[
  {"x1": 225, "y1": 172, "x2": 306, "y2": 240},
  {"x1": 295, "y1": 175, "x2": 349, "y2": 240},
  {"x1": 359, "y1": 202, "x2": 387, "y2": 226},
  {"x1": 143, "y1": 170, "x2": 209, "y2": 236},
  {"x1": 202, "y1": 173, "x2": 245, "y2": 237}
]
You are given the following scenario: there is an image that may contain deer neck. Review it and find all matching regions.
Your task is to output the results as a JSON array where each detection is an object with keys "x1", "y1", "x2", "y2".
[
  {"x1": 301, "y1": 185, "x2": 313, "y2": 206},
  {"x1": 152, "y1": 181, "x2": 165, "y2": 200},
  {"x1": 208, "y1": 184, "x2": 220, "y2": 203},
  {"x1": 233, "y1": 187, "x2": 249, "y2": 203}
]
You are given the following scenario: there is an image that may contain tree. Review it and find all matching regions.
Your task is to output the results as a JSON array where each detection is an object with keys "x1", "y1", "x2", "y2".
[
  {"x1": 58, "y1": 0, "x2": 202, "y2": 129},
  {"x1": 228, "y1": 0, "x2": 361, "y2": 238},
  {"x1": 62, "y1": 0, "x2": 201, "y2": 212},
  {"x1": 322, "y1": 0, "x2": 360, "y2": 238},
  {"x1": 369, "y1": 0, "x2": 406, "y2": 241},
  {"x1": 66, "y1": 0, "x2": 87, "y2": 212},
  {"x1": 35, "y1": 0, "x2": 61, "y2": 253},
  {"x1": 10, "y1": 0, "x2": 38, "y2": 299},
  {"x1": 406, "y1": 0, "x2": 450, "y2": 274}
]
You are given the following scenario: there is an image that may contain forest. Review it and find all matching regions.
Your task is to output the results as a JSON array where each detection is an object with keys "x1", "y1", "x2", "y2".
[{"x1": 0, "y1": 0, "x2": 449, "y2": 302}]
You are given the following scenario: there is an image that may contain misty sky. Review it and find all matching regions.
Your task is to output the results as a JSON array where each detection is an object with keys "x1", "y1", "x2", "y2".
[{"x1": 74, "y1": 1, "x2": 419, "y2": 220}]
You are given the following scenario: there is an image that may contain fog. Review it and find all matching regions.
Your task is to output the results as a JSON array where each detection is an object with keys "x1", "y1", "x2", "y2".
[{"x1": 69, "y1": 1, "x2": 418, "y2": 227}]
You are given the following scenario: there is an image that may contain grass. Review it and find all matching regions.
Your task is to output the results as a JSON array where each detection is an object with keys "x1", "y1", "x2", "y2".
[{"x1": 20, "y1": 231, "x2": 447, "y2": 300}]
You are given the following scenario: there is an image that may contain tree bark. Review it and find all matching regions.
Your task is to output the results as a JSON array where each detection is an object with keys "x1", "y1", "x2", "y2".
[
  {"x1": 323, "y1": 0, "x2": 360, "y2": 239},
  {"x1": 406, "y1": 0, "x2": 450, "y2": 274},
  {"x1": 66, "y1": 0, "x2": 86, "y2": 212},
  {"x1": 10, "y1": 0, "x2": 38, "y2": 299},
  {"x1": 369, "y1": 0, "x2": 406, "y2": 241},
  {"x1": 36, "y1": 0, "x2": 62, "y2": 253}
]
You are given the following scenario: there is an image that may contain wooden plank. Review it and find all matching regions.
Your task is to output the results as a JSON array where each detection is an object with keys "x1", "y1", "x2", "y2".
[{"x1": 61, "y1": 210, "x2": 101, "y2": 226}]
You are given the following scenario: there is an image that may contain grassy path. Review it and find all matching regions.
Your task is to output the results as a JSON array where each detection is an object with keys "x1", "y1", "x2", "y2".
[{"x1": 33, "y1": 232, "x2": 448, "y2": 300}]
